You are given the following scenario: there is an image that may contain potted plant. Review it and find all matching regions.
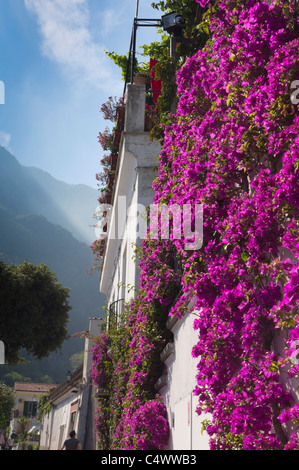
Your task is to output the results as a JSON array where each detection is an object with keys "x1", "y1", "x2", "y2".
[
  {"x1": 144, "y1": 104, "x2": 156, "y2": 132},
  {"x1": 116, "y1": 104, "x2": 125, "y2": 130},
  {"x1": 110, "y1": 154, "x2": 118, "y2": 172},
  {"x1": 97, "y1": 187, "x2": 112, "y2": 205},
  {"x1": 91, "y1": 238, "x2": 106, "y2": 258},
  {"x1": 112, "y1": 128, "x2": 122, "y2": 148},
  {"x1": 101, "y1": 96, "x2": 124, "y2": 123},
  {"x1": 98, "y1": 127, "x2": 114, "y2": 152},
  {"x1": 133, "y1": 70, "x2": 150, "y2": 86}
]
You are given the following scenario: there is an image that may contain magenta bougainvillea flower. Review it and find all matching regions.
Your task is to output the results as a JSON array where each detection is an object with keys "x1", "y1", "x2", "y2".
[
  {"x1": 92, "y1": 0, "x2": 299, "y2": 450},
  {"x1": 139, "y1": 0, "x2": 299, "y2": 450}
]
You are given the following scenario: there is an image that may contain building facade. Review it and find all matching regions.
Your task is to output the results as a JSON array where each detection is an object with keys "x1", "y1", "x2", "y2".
[
  {"x1": 157, "y1": 309, "x2": 211, "y2": 450},
  {"x1": 100, "y1": 84, "x2": 160, "y2": 317},
  {"x1": 10, "y1": 382, "x2": 56, "y2": 448},
  {"x1": 99, "y1": 83, "x2": 211, "y2": 450},
  {"x1": 39, "y1": 318, "x2": 102, "y2": 450}
]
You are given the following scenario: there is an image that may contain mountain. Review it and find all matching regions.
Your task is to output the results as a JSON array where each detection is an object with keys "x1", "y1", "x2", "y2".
[
  {"x1": 0, "y1": 146, "x2": 105, "y2": 384},
  {"x1": 0, "y1": 145, "x2": 98, "y2": 245}
]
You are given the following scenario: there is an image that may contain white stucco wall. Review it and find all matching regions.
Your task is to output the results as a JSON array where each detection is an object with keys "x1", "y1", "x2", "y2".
[
  {"x1": 100, "y1": 84, "x2": 160, "y2": 312},
  {"x1": 40, "y1": 392, "x2": 81, "y2": 450},
  {"x1": 160, "y1": 310, "x2": 211, "y2": 451},
  {"x1": 40, "y1": 319, "x2": 102, "y2": 450},
  {"x1": 99, "y1": 85, "x2": 212, "y2": 451}
]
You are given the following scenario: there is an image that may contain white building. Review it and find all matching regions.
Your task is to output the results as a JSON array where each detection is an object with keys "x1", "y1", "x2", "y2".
[
  {"x1": 99, "y1": 83, "x2": 210, "y2": 450},
  {"x1": 100, "y1": 84, "x2": 160, "y2": 316},
  {"x1": 10, "y1": 381, "x2": 55, "y2": 449},
  {"x1": 157, "y1": 309, "x2": 211, "y2": 450},
  {"x1": 39, "y1": 318, "x2": 102, "y2": 450}
]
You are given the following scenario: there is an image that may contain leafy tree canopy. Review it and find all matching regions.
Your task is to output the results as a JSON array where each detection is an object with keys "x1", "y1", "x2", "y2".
[
  {"x1": 0, "y1": 261, "x2": 71, "y2": 365},
  {"x1": 0, "y1": 382, "x2": 15, "y2": 427}
]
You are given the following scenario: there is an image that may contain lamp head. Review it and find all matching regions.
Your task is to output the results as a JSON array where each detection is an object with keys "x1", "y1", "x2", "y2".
[
  {"x1": 66, "y1": 371, "x2": 72, "y2": 382},
  {"x1": 161, "y1": 12, "x2": 186, "y2": 37}
]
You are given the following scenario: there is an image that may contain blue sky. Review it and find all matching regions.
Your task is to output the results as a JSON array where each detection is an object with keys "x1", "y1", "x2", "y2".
[{"x1": 0, "y1": 0, "x2": 162, "y2": 189}]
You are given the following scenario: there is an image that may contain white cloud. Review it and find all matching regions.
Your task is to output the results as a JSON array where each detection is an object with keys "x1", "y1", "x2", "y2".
[
  {"x1": 98, "y1": 6, "x2": 128, "y2": 37},
  {"x1": 24, "y1": 0, "x2": 120, "y2": 91},
  {"x1": 0, "y1": 131, "x2": 11, "y2": 148},
  {"x1": 100, "y1": 9, "x2": 118, "y2": 37}
]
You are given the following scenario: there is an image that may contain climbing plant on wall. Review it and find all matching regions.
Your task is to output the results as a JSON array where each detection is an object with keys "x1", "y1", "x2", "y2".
[
  {"x1": 90, "y1": 296, "x2": 170, "y2": 450},
  {"x1": 92, "y1": 0, "x2": 299, "y2": 450},
  {"x1": 140, "y1": 0, "x2": 299, "y2": 450}
]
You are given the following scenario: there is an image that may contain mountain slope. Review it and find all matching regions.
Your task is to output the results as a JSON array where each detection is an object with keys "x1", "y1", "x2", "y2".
[
  {"x1": 0, "y1": 145, "x2": 98, "y2": 245},
  {"x1": 0, "y1": 148, "x2": 105, "y2": 384}
]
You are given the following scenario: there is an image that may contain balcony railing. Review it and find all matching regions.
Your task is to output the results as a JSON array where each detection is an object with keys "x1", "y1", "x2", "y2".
[{"x1": 108, "y1": 298, "x2": 125, "y2": 330}]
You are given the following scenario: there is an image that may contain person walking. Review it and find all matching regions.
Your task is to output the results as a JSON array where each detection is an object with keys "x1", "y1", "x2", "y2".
[
  {"x1": 7, "y1": 436, "x2": 14, "y2": 450},
  {"x1": 61, "y1": 430, "x2": 82, "y2": 450}
]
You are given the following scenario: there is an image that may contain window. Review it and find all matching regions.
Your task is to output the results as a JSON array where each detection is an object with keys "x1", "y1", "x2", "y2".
[
  {"x1": 23, "y1": 400, "x2": 37, "y2": 418},
  {"x1": 68, "y1": 402, "x2": 78, "y2": 434},
  {"x1": 69, "y1": 411, "x2": 76, "y2": 432}
]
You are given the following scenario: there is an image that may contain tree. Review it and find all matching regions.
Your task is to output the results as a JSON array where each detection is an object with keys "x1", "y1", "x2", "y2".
[
  {"x1": 0, "y1": 261, "x2": 71, "y2": 364},
  {"x1": 0, "y1": 382, "x2": 15, "y2": 427}
]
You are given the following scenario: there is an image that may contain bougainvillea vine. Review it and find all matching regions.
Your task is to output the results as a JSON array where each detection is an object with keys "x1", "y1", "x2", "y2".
[
  {"x1": 92, "y1": 0, "x2": 299, "y2": 450},
  {"x1": 138, "y1": 0, "x2": 299, "y2": 450}
]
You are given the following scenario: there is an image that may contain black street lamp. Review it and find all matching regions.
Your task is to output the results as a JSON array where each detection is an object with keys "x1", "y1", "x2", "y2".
[{"x1": 66, "y1": 371, "x2": 72, "y2": 382}]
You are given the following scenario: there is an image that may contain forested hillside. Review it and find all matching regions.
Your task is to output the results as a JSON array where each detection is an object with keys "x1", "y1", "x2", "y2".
[{"x1": 0, "y1": 147, "x2": 105, "y2": 385}]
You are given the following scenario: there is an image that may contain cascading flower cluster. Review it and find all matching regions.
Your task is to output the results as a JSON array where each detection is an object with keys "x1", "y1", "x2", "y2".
[
  {"x1": 91, "y1": 296, "x2": 169, "y2": 450},
  {"x1": 90, "y1": 332, "x2": 112, "y2": 449},
  {"x1": 90, "y1": 332, "x2": 111, "y2": 389},
  {"x1": 91, "y1": 0, "x2": 299, "y2": 451},
  {"x1": 125, "y1": 399, "x2": 169, "y2": 450},
  {"x1": 110, "y1": 298, "x2": 169, "y2": 450},
  {"x1": 137, "y1": 0, "x2": 299, "y2": 450}
]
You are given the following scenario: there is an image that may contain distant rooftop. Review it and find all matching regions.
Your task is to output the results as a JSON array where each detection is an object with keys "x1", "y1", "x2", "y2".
[{"x1": 14, "y1": 382, "x2": 57, "y2": 393}]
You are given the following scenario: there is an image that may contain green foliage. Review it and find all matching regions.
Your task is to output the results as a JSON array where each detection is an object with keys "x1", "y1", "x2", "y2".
[
  {"x1": 149, "y1": 3, "x2": 210, "y2": 142},
  {"x1": 0, "y1": 372, "x2": 31, "y2": 388},
  {"x1": 92, "y1": 293, "x2": 170, "y2": 449},
  {"x1": 37, "y1": 393, "x2": 54, "y2": 423},
  {"x1": 0, "y1": 382, "x2": 15, "y2": 425},
  {"x1": 0, "y1": 146, "x2": 106, "y2": 384},
  {"x1": 0, "y1": 260, "x2": 71, "y2": 364},
  {"x1": 69, "y1": 351, "x2": 84, "y2": 371},
  {"x1": 27, "y1": 444, "x2": 39, "y2": 450},
  {"x1": 105, "y1": 50, "x2": 141, "y2": 82}
]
